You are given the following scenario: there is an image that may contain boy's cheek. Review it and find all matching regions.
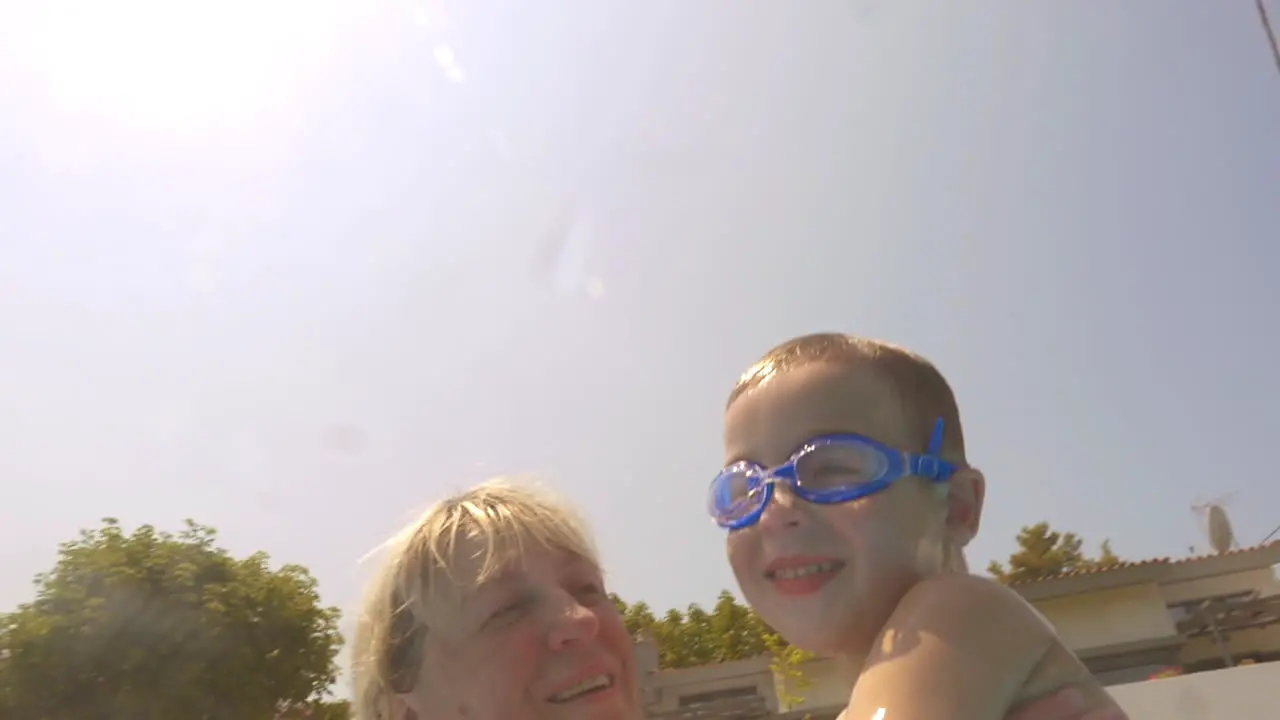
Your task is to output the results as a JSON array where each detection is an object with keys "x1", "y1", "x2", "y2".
[
  {"x1": 725, "y1": 531, "x2": 759, "y2": 576},
  {"x1": 725, "y1": 531, "x2": 780, "y2": 599}
]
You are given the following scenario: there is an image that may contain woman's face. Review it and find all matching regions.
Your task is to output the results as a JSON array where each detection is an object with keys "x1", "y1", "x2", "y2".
[{"x1": 406, "y1": 544, "x2": 640, "y2": 720}]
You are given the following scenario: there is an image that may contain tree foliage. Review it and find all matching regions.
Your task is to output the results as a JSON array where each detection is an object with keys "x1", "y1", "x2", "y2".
[
  {"x1": 987, "y1": 521, "x2": 1124, "y2": 585},
  {"x1": 277, "y1": 699, "x2": 352, "y2": 719},
  {"x1": 0, "y1": 515, "x2": 1122, "y2": 717},
  {"x1": 611, "y1": 590, "x2": 814, "y2": 681},
  {"x1": 0, "y1": 518, "x2": 343, "y2": 720}
]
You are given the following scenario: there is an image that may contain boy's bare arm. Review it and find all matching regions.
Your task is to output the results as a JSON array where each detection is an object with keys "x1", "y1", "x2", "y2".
[
  {"x1": 1007, "y1": 687, "x2": 1130, "y2": 720},
  {"x1": 845, "y1": 573, "x2": 1061, "y2": 720}
]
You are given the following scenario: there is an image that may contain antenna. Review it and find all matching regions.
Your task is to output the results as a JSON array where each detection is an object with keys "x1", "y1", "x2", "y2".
[{"x1": 1191, "y1": 493, "x2": 1239, "y2": 555}]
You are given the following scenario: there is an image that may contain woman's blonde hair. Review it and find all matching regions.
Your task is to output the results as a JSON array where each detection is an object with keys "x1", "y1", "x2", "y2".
[{"x1": 350, "y1": 478, "x2": 600, "y2": 720}]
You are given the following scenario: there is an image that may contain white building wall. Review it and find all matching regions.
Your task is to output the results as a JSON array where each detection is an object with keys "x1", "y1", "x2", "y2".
[{"x1": 1108, "y1": 662, "x2": 1280, "y2": 719}]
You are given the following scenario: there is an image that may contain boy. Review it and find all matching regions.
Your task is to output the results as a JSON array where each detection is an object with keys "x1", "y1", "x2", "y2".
[{"x1": 709, "y1": 333, "x2": 1126, "y2": 720}]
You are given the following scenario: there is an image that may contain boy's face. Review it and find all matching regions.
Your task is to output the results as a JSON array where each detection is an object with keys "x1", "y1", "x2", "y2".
[{"x1": 723, "y1": 361, "x2": 965, "y2": 658}]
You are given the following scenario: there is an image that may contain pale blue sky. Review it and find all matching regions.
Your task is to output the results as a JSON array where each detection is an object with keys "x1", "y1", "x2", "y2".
[{"x1": 0, "y1": 0, "x2": 1277, "y2": 680}]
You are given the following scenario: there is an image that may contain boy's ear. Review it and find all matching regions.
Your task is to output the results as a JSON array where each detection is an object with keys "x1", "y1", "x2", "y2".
[{"x1": 944, "y1": 467, "x2": 986, "y2": 546}]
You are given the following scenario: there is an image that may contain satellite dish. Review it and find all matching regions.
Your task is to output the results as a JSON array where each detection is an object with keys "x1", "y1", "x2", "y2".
[
  {"x1": 1192, "y1": 494, "x2": 1238, "y2": 555},
  {"x1": 1206, "y1": 505, "x2": 1236, "y2": 554}
]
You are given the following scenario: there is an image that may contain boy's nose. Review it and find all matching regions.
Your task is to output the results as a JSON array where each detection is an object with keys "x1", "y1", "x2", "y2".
[{"x1": 758, "y1": 481, "x2": 803, "y2": 529}]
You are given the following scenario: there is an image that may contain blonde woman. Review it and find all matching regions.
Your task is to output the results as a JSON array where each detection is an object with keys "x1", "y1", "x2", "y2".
[
  {"x1": 350, "y1": 479, "x2": 641, "y2": 720},
  {"x1": 350, "y1": 479, "x2": 1122, "y2": 720}
]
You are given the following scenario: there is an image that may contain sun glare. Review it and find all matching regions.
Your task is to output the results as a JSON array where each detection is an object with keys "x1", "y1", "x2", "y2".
[{"x1": 16, "y1": 0, "x2": 361, "y2": 137}]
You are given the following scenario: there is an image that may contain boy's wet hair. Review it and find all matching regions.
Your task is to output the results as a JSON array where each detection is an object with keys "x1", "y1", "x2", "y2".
[
  {"x1": 728, "y1": 333, "x2": 968, "y2": 463},
  {"x1": 350, "y1": 478, "x2": 600, "y2": 720}
]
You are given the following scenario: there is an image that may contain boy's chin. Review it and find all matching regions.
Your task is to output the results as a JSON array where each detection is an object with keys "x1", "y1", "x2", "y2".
[{"x1": 757, "y1": 589, "x2": 879, "y2": 658}]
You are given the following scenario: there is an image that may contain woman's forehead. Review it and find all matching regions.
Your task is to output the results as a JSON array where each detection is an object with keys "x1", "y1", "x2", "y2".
[
  {"x1": 428, "y1": 541, "x2": 598, "y2": 605},
  {"x1": 475, "y1": 545, "x2": 598, "y2": 587}
]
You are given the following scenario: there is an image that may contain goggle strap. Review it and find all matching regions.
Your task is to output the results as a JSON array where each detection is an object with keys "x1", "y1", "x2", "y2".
[{"x1": 927, "y1": 417, "x2": 945, "y2": 456}]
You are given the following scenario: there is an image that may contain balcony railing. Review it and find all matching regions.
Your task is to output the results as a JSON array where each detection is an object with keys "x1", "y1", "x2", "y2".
[{"x1": 646, "y1": 694, "x2": 773, "y2": 720}]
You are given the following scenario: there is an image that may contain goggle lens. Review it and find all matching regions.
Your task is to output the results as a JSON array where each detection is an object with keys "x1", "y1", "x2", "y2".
[
  {"x1": 792, "y1": 440, "x2": 887, "y2": 492},
  {"x1": 708, "y1": 438, "x2": 891, "y2": 527},
  {"x1": 708, "y1": 464, "x2": 765, "y2": 526}
]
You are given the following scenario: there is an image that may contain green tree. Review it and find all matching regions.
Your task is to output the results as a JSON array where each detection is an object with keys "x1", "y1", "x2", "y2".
[
  {"x1": 611, "y1": 593, "x2": 661, "y2": 643},
  {"x1": 277, "y1": 698, "x2": 352, "y2": 719},
  {"x1": 766, "y1": 631, "x2": 815, "y2": 716},
  {"x1": 610, "y1": 590, "x2": 815, "y2": 707},
  {"x1": 682, "y1": 603, "x2": 716, "y2": 667},
  {"x1": 1095, "y1": 539, "x2": 1122, "y2": 569},
  {"x1": 0, "y1": 518, "x2": 342, "y2": 720},
  {"x1": 709, "y1": 589, "x2": 770, "y2": 663},
  {"x1": 655, "y1": 607, "x2": 692, "y2": 668},
  {"x1": 987, "y1": 521, "x2": 1124, "y2": 585}
]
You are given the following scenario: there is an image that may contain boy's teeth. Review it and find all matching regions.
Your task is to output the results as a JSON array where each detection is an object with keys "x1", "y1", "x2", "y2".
[
  {"x1": 772, "y1": 561, "x2": 840, "y2": 580},
  {"x1": 549, "y1": 674, "x2": 612, "y2": 702}
]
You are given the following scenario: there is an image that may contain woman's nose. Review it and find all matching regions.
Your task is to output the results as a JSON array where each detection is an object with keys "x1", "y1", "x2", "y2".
[{"x1": 546, "y1": 594, "x2": 601, "y2": 649}]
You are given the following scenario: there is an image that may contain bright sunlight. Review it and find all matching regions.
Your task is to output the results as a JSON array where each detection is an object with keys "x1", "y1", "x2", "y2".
[{"x1": 12, "y1": 0, "x2": 364, "y2": 138}]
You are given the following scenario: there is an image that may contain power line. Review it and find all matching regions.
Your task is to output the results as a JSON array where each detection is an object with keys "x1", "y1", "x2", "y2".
[
  {"x1": 1262, "y1": 521, "x2": 1280, "y2": 545},
  {"x1": 1260, "y1": 0, "x2": 1280, "y2": 78}
]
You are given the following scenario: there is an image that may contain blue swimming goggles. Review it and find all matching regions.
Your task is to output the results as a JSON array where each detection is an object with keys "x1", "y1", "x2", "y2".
[{"x1": 708, "y1": 418, "x2": 959, "y2": 530}]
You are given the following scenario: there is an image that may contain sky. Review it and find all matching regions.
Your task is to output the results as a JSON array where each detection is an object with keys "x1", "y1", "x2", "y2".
[{"x1": 0, "y1": 0, "x2": 1277, "y2": 688}]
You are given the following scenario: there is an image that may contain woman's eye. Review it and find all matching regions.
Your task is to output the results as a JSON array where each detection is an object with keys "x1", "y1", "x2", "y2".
[
  {"x1": 486, "y1": 597, "x2": 531, "y2": 626},
  {"x1": 575, "y1": 582, "x2": 606, "y2": 604}
]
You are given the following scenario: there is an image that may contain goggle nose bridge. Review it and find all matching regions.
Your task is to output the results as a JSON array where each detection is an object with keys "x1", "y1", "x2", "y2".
[
  {"x1": 763, "y1": 467, "x2": 798, "y2": 486},
  {"x1": 751, "y1": 466, "x2": 801, "y2": 508},
  {"x1": 742, "y1": 464, "x2": 800, "y2": 504}
]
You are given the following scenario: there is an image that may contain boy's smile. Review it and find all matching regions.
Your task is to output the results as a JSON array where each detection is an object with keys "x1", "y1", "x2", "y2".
[
  {"x1": 764, "y1": 555, "x2": 847, "y2": 596},
  {"x1": 723, "y1": 360, "x2": 953, "y2": 657}
]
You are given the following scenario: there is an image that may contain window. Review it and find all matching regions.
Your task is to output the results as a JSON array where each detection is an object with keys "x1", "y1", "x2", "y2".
[
  {"x1": 677, "y1": 685, "x2": 758, "y2": 708},
  {"x1": 1166, "y1": 591, "x2": 1257, "y2": 632},
  {"x1": 1168, "y1": 590, "x2": 1280, "y2": 639},
  {"x1": 1093, "y1": 663, "x2": 1175, "y2": 686}
]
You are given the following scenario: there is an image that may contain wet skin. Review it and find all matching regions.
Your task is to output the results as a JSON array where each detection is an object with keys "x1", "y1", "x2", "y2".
[{"x1": 724, "y1": 361, "x2": 1126, "y2": 720}]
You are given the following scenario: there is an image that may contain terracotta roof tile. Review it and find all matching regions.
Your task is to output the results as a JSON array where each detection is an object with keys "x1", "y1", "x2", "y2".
[
  {"x1": 1168, "y1": 541, "x2": 1280, "y2": 565},
  {"x1": 1003, "y1": 540, "x2": 1280, "y2": 586},
  {"x1": 1004, "y1": 558, "x2": 1167, "y2": 586}
]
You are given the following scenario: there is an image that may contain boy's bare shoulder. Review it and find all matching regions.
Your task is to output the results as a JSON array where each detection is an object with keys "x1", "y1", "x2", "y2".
[
  {"x1": 847, "y1": 573, "x2": 1062, "y2": 719},
  {"x1": 893, "y1": 571, "x2": 1056, "y2": 638},
  {"x1": 879, "y1": 573, "x2": 1120, "y2": 716},
  {"x1": 892, "y1": 572, "x2": 1064, "y2": 679}
]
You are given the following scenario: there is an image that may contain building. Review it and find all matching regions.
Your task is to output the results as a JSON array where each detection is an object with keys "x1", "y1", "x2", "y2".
[
  {"x1": 1009, "y1": 540, "x2": 1280, "y2": 685},
  {"x1": 636, "y1": 541, "x2": 1280, "y2": 719}
]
